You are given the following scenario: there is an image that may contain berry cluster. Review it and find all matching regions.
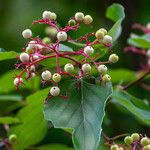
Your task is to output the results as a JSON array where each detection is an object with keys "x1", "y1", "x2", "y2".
[
  {"x1": 110, "y1": 133, "x2": 150, "y2": 150},
  {"x1": 14, "y1": 11, "x2": 119, "y2": 99}
]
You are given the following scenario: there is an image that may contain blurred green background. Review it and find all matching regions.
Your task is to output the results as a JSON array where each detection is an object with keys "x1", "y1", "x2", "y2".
[{"x1": 0, "y1": 0, "x2": 150, "y2": 149}]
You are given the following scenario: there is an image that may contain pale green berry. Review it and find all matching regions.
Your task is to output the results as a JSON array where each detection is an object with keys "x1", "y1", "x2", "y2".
[
  {"x1": 50, "y1": 86, "x2": 60, "y2": 96},
  {"x1": 147, "y1": 23, "x2": 150, "y2": 29},
  {"x1": 84, "y1": 46, "x2": 94, "y2": 55},
  {"x1": 95, "y1": 30, "x2": 104, "y2": 39},
  {"x1": 20, "y1": 52, "x2": 29, "y2": 62},
  {"x1": 50, "y1": 12, "x2": 57, "y2": 20},
  {"x1": 118, "y1": 147, "x2": 124, "y2": 150},
  {"x1": 57, "y1": 31, "x2": 67, "y2": 41},
  {"x1": 103, "y1": 35, "x2": 112, "y2": 45},
  {"x1": 22, "y1": 29, "x2": 32, "y2": 39},
  {"x1": 42, "y1": 37, "x2": 51, "y2": 44},
  {"x1": 45, "y1": 27, "x2": 58, "y2": 37},
  {"x1": 102, "y1": 74, "x2": 111, "y2": 82},
  {"x1": 124, "y1": 136, "x2": 133, "y2": 145},
  {"x1": 109, "y1": 54, "x2": 119, "y2": 63},
  {"x1": 52, "y1": 73, "x2": 61, "y2": 83},
  {"x1": 9, "y1": 134, "x2": 17, "y2": 144},
  {"x1": 143, "y1": 145, "x2": 150, "y2": 150},
  {"x1": 82, "y1": 63, "x2": 91, "y2": 73},
  {"x1": 99, "y1": 28, "x2": 107, "y2": 35},
  {"x1": 75, "y1": 12, "x2": 84, "y2": 21},
  {"x1": 110, "y1": 144, "x2": 119, "y2": 150},
  {"x1": 83, "y1": 15, "x2": 93, "y2": 24},
  {"x1": 68, "y1": 19, "x2": 76, "y2": 26},
  {"x1": 26, "y1": 47, "x2": 34, "y2": 54},
  {"x1": 98, "y1": 65, "x2": 107, "y2": 74},
  {"x1": 41, "y1": 70, "x2": 51, "y2": 80},
  {"x1": 141, "y1": 137, "x2": 150, "y2": 146},
  {"x1": 131, "y1": 133, "x2": 140, "y2": 141},
  {"x1": 64, "y1": 63, "x2": 74, "y2": 73}
]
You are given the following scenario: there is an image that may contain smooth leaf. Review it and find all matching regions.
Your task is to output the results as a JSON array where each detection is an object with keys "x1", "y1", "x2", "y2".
[
  {"x1": 0, "y1": 51, "x2": 19, "y2": 61},
  {"x1": 44, "y1": 80, "x2": 112, "y2": 150},
  {"x1": 59, "y1": 44, "x2": 73, "y2": 52},
  {"x1": 106, "y1": 3, "x2": 125, "y2": 42},
  {"x1": 0, "y1": 95, "x2": 22, "y2": 101},
  {"x1": 0, "y1": 117, "x2": 20, "y2": 124},
  {"x1": 37, "y1": 144, "x2": 74, "y2": 150},
  {"x1": 112, "y1": 89, "x2": 150, "y2": 126},
  {"x1": 9, "y1": 88, "x2": 49, "y2": 150},
  {"x1": 128, "y1": 34, "x2": 150, "y2": 49}
]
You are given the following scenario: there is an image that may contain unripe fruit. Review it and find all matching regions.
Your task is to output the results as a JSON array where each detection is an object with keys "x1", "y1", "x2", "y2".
[
  {"x1": 28, "y1": 41, "x2": 37, "y2": 49},
  {"x1": 84, "y1": 46, "x2": 94, "y2": 55},
  {"x1": 103, "y1": 35, "x2": 112, "y2": 45},
  {"x1": 9, "y1": 134, "x2": 17, "y2": 144},
  {"x1": 82, "y1": 63, "x2": 91, "y2": 73},
  {"x1": 64, "y1": 63, "x2": 74, "y2": 73},
  {"x1": 110, "y1": 144, "x2": 119, "y2": 150},
  {"x1": 131, "y1": 133, "x2": 140, "y2": 141},
  {"x1": 143, "y1": 145, "x2": 150, "y2": 150},
  {"x1": 50, "y1": 86, "x2": 60, "y2": 96},
  {"x1": 102, "y1": 74, "x2": 111, "y2": 82},
  {"x1": 50, "y1": 12, "x2": 57, "y2": 20},
  {"x1": 147, "y1": 23, "x2": 150, "y2": 29},
  {"x1": 57, "y1": 31, "x2": 67, "y2": 41},
  {"x1": 109, "y1": 54, "x2": 119, "y2": 63},
  {"x1": 41, "y1": 70, "x2": 52, "y2": 80},
  {"x1": 42, "y1": 37, "x2": 51, "y2": 44},
  {"x1": 20, "y1": 52, "x2": 29, "y2": 62},
  {"x1": 68, "y1": 19, "x2": 76, "y2": 26},
  {"x1": 52, "y1": 73, "x2": 61, "y2": 83},
  {"x1": 124, "y1": 136, "x2": 133, "y2": 145},
  {"x1": 98, "y1": 65, "x2": 107, "y2": 74},
  {"x1": 147, "y1": 49, "x2": 150, "y2": 58},
  {"x1": 22, "y1": 29, "x2": 32, "y2": 39},
  {"x1": 27, "y1": 65, "x2": 35, "y2": 72},
  {"x1": 83, "y1": 15, "x2": 93, "y2": 24},
  {"x1": 45, "y1": 27, "x2": 58, "y2": 37},
  {"x1": 99, "y1": 28, "x2": 107, "y2": 35},
  {"x1": 141, "y1": 137, "x2": 150, "y2": 146},
  {"x1": 75, "y1": 12, "x2": 84, "y2": 22},
  {"x1": 118, "y1": 147, "x2": 124, "y2": 150},
  {"x1": 42, "y1": 11, "x2": 51, "y2": 19},
  {"x1": 14, "y1": 77, "x2": 23, "y2": 86},
  {"x1": 26, "y1": 47, "x2": 34, "y2": 54},
  {"x1": 95, "y1": 30, "x2": 104, "y2": 39}
]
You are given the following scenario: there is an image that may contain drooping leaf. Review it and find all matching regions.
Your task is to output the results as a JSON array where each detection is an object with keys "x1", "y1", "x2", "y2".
[
  {"x1": 37, "y1": 144, "x2": 74, "y2": 150},
  {"x1": 0, "y1": 95, "x2": 22, "y2": 101},
  {"x1": 44, "y1": 80, "x2": 112, "y2": 150},
  {"x1": 0, "y1": 51, "x2": 19, "y2": 61},
  {"x1": 0, "y1": 117, "x2": 20, "y2": 124},
  {"x1": 106, "y1": 3, "x2": 125, "y2": 42},
  {"x1": 59, "y1": 44, "x2": 73, "y2": 52},
  {"x1": 112, "y1": 89, "x2": 150, "y2": 126},
  {"x1": 128, "y1": 34, "x2": 150, "y2": 49},
  {"x1": 9, "y1": 88, "x2": 49, "y2": 150}
]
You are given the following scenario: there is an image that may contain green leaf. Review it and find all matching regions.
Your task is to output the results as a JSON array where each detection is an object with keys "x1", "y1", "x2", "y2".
[
  {"x1": 106, "y1": 3, "x2": 125, "y2": 42},
  {"x1": 128, "y1": 34, "x2": 150, "y2": 49},
  {"x1": 0, "y1": 51, "x2": 19, "y2": 61},
  {"x1": 44, "y1": 80, "x2": 112, "y2": 150},
  {"x1": 0, "y1": 117, "x2": 20, "y2": 124},
  {"x1": 108, "y1": 69, "x2": 136, "y2": 83},
  {"x1": 59, "y1": 44, "x2": 73, "y2": 52},
  {"x1": 112, "y1": 89, "x2": 150, "y2": 126},
  {"x1": 9, "y1": 88, "x2": 49, "y2": 150},
  {"x1": 37, "y1": 144, "x2": 74, "y2": 150},
  {"x1": 0, "y1": 95, "x2": 22, "y2": 101}
]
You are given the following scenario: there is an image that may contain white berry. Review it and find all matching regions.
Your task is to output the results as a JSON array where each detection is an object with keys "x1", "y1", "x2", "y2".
[
  {"x1": 20, "y1": 52, "x2": 29, "y2": 62},
  {"x1": 75, "y1": 12, "x2": 84, "y2": 22},
  {"x1": 102, "y1": 74, "x2": 111, "y2": 82},
  {"x1": 41, "y1": 70, "x2": 51, "y2": 80},
  {"x1": 84, "y1": 46, "x2": 94, "y2": 55},
  {"x1": 42, "y1": 11, "x2": 51, "y2": 19},
  {"x1": 82, "y1": 64, "x2": 91, "y2": 73},
  {"x1": 14, "y1": 77, "x2": 23, "y2": 86},
  {"x1": 52, "y1": 73, "x2": 61, "y2": 83},
  {"x1": 103, "y1": 35, "x2": 112, "y2": 45},
  {"x1": 99, "y1": 28, "x2": 107, "y2": 35},
  {"x1": 64, "y1": 63, "x2": 74, "y2": 73},
  {"x1": 98, "y1": 65, "x2": 107, "y2": 74},
  {"x1": 147, "y1": 49, "x2": 150, "y2": 58},
  {"x1": 22, "y1": 29, "x2": 32, "y2": 39},
  {"x1": 83, "y1": 15, "x2": 93, "y2": 24},
  {"x1": 57, "y1": 31, "x2": 67, "y2": 41},
  {"x1": 50, "y1": 86, "x2": 60, "y2": 96},
  {"x1": 109, "y1": 54, "x2": 119, "y2": 63},
  {"x1": 28, "y1": 41, "x2": 37, "y2": 49}
]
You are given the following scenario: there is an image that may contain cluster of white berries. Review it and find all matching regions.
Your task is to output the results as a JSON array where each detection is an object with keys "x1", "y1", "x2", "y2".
[
  {"x1": 110, "y1": 133, "x2": 150, "y2": 150},
  {"x1": 42, "y1": 11, "x2": 57, "y2": 20}
]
